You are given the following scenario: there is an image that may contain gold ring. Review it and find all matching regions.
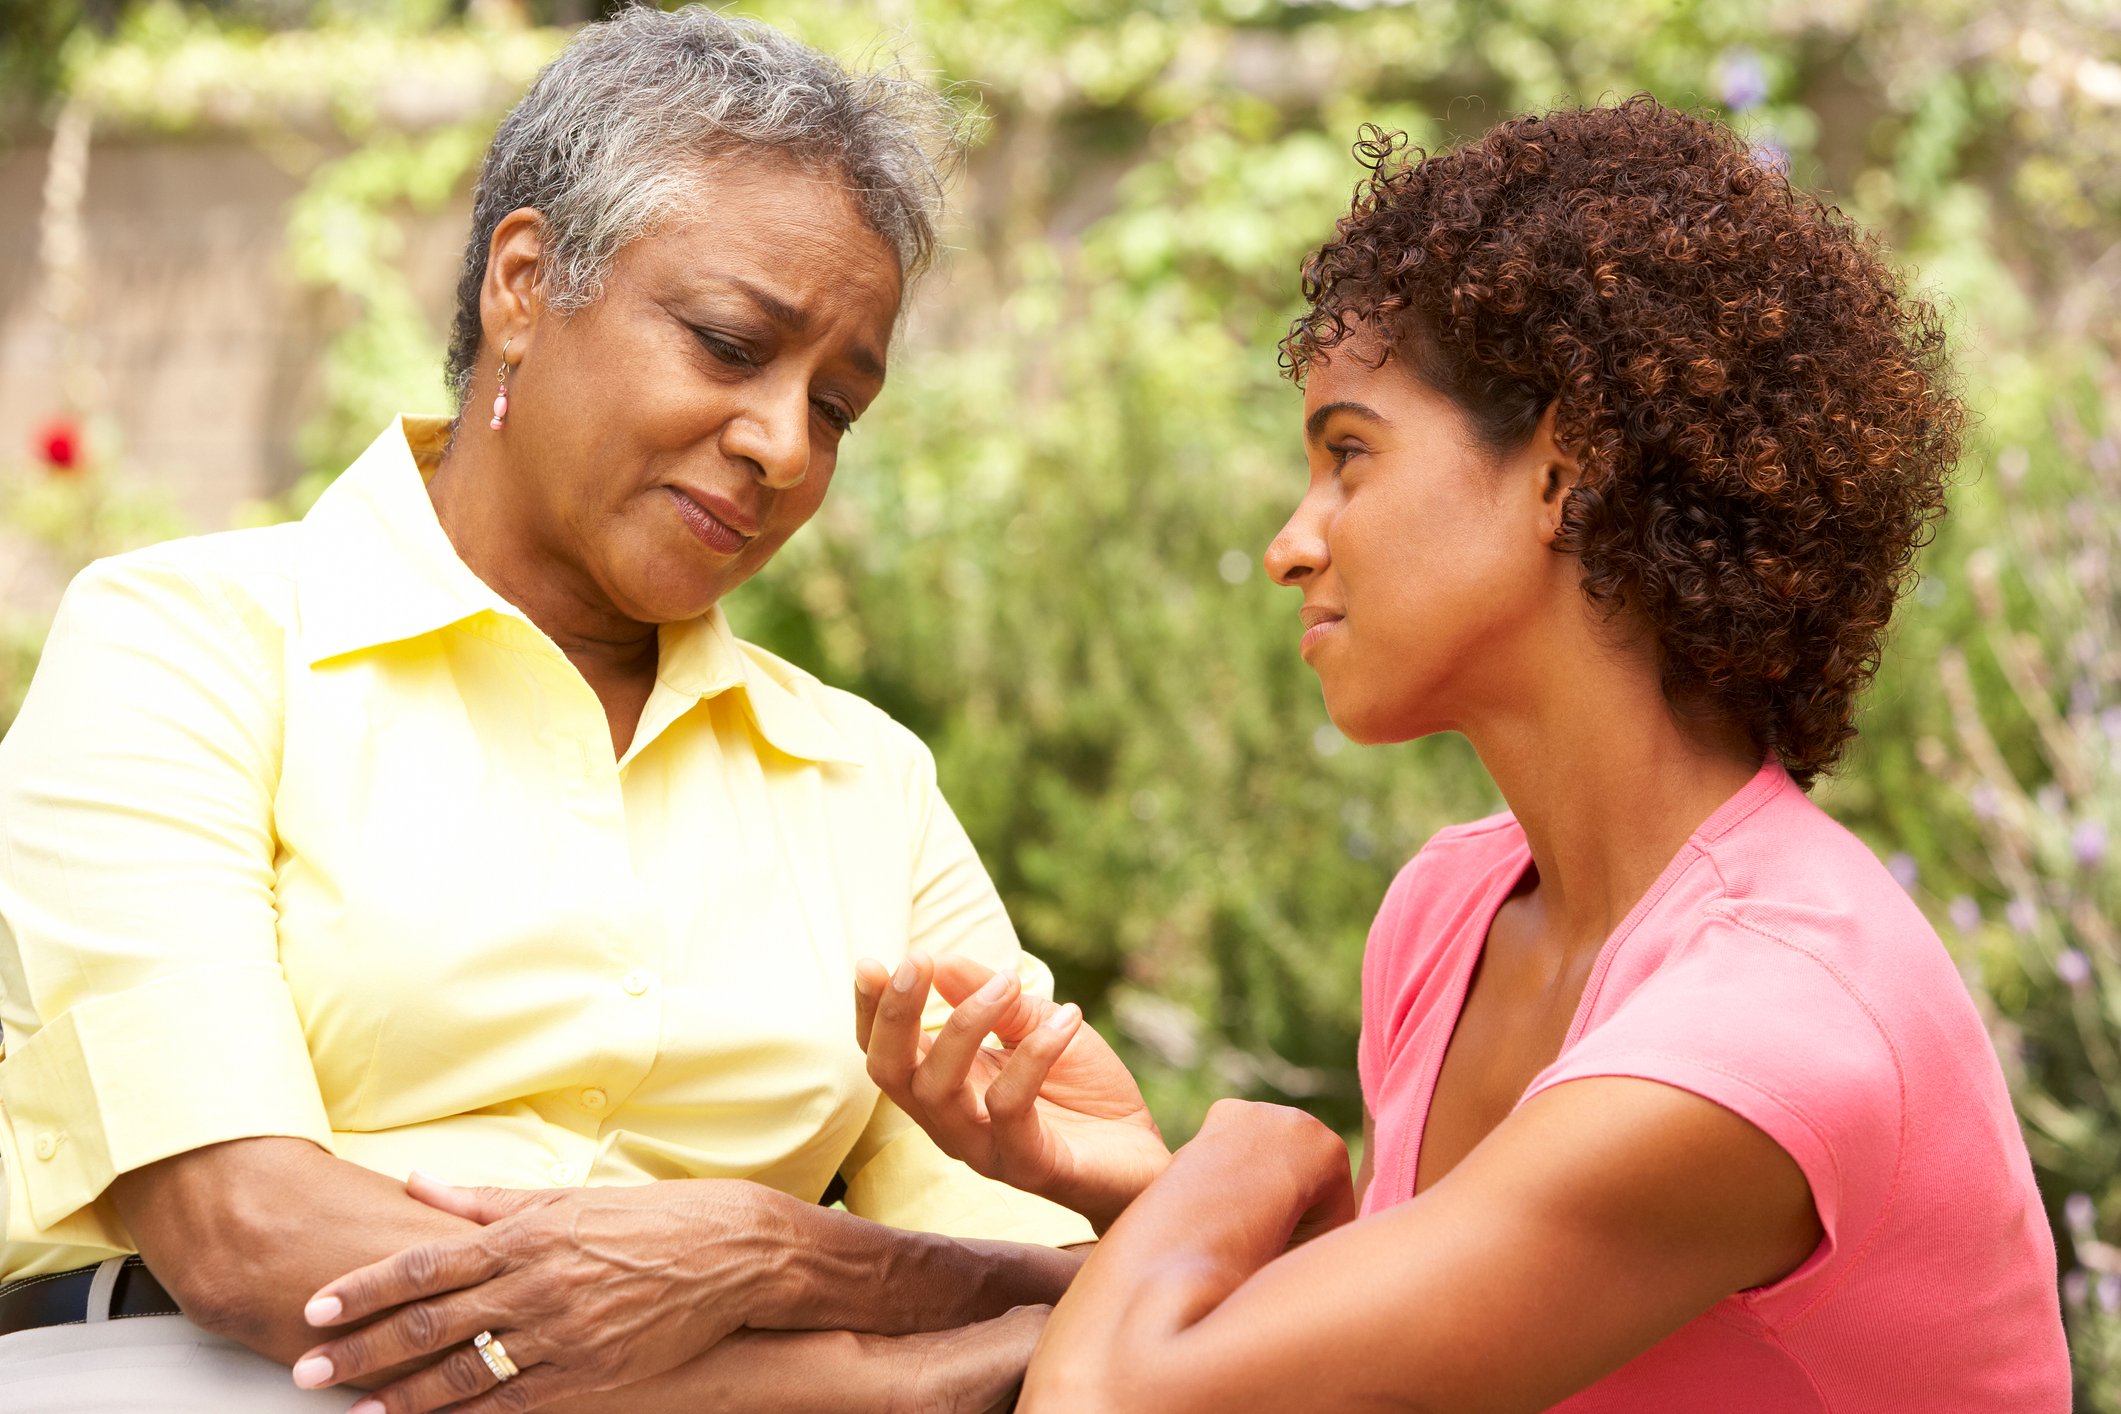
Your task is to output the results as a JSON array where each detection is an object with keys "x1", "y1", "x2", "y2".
[{"x1": 473, "y1": 1330, "x2": 520, "y2": 1383}]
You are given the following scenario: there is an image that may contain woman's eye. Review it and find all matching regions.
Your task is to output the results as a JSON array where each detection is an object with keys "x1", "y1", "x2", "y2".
[
  {"x1": 1327, "y1": 442, "x2": 1359, "y2": 470},
  {"x1": 695, "y1": 329, "x2": 755, "y2": 367},
  {"x1": 813, "y1": 401, "x2": 854, "y2": 434}
]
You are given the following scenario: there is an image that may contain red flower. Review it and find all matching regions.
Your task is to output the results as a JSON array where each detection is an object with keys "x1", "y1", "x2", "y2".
[{"x1": 35, "y1": 417, "x2": 82, "y2": 474}]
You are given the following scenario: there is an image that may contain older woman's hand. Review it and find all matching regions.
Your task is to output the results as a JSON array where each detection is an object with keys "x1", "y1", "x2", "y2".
[{"x1": 291, "y1": 1173, "x2": 803, "y2": 1414}]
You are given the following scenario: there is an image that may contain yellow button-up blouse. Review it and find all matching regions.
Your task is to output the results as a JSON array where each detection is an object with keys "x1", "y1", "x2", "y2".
[{"x1": 0, "y1": 417, "x2": 1090, "y2": 1281}]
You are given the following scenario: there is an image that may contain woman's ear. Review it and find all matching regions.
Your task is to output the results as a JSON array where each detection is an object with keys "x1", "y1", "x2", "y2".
[
  {"x1": 1527, "y1": 402, "x2": 1582, "y2": 548},
  {"x1": 478, "y1": 206, "x2": 548, "y2": 362}
]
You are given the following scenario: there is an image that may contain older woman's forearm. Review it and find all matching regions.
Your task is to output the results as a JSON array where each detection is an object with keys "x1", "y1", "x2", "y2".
[
  {"x1": 111, "y1": 1137, "x2": 1077, "y2": 1413},
  {"x1": 751, "y1": 1186, "x2": 1088, "y2": 1333},
  {"x1": 554, "y1": 1309, "x2": 1050, "y2": 1414},
  {"x1": 110, "y1": 1136, "x2": 482, "y2": 1372}
]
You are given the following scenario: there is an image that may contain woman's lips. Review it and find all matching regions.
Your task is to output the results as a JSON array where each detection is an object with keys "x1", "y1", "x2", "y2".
[
  {"x1": 666, "y1": 486, "x2": 752, "y2": 556},
  {"x1": 1299, "y1": 615, "x2": 1343, "y2": 659}
]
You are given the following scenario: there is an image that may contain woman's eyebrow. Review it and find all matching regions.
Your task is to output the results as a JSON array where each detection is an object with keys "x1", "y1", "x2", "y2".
[
  {"x1": 726, "y1": 276, "x2": 807, "y2": 331},
  {"x1": 1305, "y1": 399, "x2": 1386, "y2": 442},
  {"x1": 716, "y1": 276, "x2": 886, "y2": 381}
]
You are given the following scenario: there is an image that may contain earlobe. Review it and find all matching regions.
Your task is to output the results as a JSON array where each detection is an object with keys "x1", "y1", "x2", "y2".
[
  {"x1": 1528, "y1": 402, "x2": 1582, "y2": 545},
  {"x1": 488, "y1": 337, "x2": 517, "y2": 431},
  {"x1": 1536, "y1": 459, "x2": 1580, "y2": 547}
]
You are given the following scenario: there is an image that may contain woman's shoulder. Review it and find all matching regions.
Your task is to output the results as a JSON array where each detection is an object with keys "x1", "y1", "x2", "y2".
[
  {"x1": 1417, "y1": 808, "x2": 1524, "y2": 854},
  {"x1": 1356, "y1": 811, "x2": 1528, "y2": 1089},
  {"x1": 5, "y1": 528, "x2": 310, "y2": 792},
  {"x1": 65, "y1": 523, "x2": 309, "y2": 618},
  {"x1": 1695, "y1": 777, "x2": 1963, "y2": 998},
  {"x1": 1366, "y1": 811, "x2": 1528, "y2": 968},
  {"x1": 49, "y1": 524, "x2": 311, "y2": 662},
  {"x1": 1379, "y1": 810, "x2": 1527, "y2": 921}
]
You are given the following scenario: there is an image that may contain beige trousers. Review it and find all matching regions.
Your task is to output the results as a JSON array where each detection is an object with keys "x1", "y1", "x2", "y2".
[{"x1": 0, "y1": 1313, "x2": 343, "y2": 1411}]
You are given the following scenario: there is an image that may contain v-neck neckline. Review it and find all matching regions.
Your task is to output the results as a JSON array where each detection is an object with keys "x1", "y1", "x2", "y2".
[{"x1": 1397, "y1": 758, "x2": 1788, "y2": 1200}]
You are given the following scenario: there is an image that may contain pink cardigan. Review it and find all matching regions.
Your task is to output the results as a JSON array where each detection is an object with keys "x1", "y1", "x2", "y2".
[{"x1": 1358, "y1": 760, "x2": 2070, "y2": 1411}]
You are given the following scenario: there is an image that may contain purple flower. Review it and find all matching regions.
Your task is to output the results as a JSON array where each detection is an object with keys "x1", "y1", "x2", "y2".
[
  {"x1": 2103, "y1": 707, "x2": 2121, "y2": 741},
  {"x1": 2065, "y1": 1269, "x2": 2090, "y2": 1309},
  {"x1": 2067, "y1": 1192, "x2": 2098, "y2": 1238},
  {"x1": 1749, "y1": 138, "x2": 1790, "y2": 176},
  {"x1": 1969, "y1": 783, "x2": 2001, "y2": 822},
  {"x1": 1998, "y1": 447, "x2": 2031, "y2": 489},
  {"x1": 1947, "y1": 896, "x2": 1982, "y2": 934},
  {"x1": 1887, "y1": 852, "x2": 1919, "y2": 892},
  {"x1": 2101, "y1": 1273, "x2": 2121, "y2": 1315},
  {"x1": 1720, "y1": 48, "x2": 1770, "y2": 110},
  {"x1": 2007, "y1": 896, "x2": 2041, "y2": 936},
  {"x1": 2092, "y1": 436, "x2": 2120, "y2": 477},
  {"x1": 2057, "y1": 949, "x2": 2093, "y2": 989},
  {"x1": 2073, "y1": 819, "x2": 2109, "y2": 869}
]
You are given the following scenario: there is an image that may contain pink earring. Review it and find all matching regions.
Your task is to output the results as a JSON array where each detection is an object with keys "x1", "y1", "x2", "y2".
[{"x1": 488, "y1": 338, "x2": 515, "y2": 431}]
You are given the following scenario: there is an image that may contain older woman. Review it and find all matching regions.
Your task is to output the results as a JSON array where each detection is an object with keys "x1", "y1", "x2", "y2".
[
  {"x1": 0, "y1": 9, "x2": 1090, "y2": 1412},
  {"x1": 858, "y1": 100, "x2": 2074, "y2": 1410}
]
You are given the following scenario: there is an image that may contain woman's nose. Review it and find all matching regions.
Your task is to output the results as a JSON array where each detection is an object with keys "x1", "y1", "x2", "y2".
[
  {"x1": 1265, "y1": 497, "x2": 1328, "y2": 587},
  {"x1": 721, "y1": 388, "x2": 810, "y2": 490}
]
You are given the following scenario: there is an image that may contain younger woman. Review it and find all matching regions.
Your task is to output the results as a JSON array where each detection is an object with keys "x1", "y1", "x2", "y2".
[{"x1": 856, "y1": 97, "x2": 2072, "y2": 1412}]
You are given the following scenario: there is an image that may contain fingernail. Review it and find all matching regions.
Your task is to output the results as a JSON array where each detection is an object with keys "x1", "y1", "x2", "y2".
[
  {"x1": 1044, "y1": 1002, "x2": 1080, "y2": 1031},
  {"x1": 853, "y1": 965, "x2": 879, "y2": 998},
  {"x1": 291, "y1": 1354, "x2": 333, "y2": 1388},
  {"x1": 351, "y1": 1401, "x2": 384, "y2": 1414},
  {"x1": 304, "y1": 1295, "x2": 342, "y2": 1326},
  {"x1": 891, "y1": 958, "x2": 920, "y2": 993},
  {"x1": 973, "y1": 972, "x2": 1013, "y2": 1004}
]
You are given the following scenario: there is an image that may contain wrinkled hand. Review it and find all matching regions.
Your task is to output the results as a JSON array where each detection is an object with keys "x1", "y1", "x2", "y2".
[
  {"x1": 291, "y1": 1174, "x2": 796, "y2": 1414},
  {"x1": 905, "y1": 1302, "x2": 1053, "y2": 1414},
  {"x1": 855, "y1": 952, "x2": 1171, "y2": 1233}
]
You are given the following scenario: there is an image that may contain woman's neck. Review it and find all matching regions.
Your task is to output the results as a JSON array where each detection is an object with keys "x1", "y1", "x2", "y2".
[
  {"x1": 428, "y1": 439, "x2": 660, "y2": 685},
  {"x1": 428, "y1": 440, "x2": 660, "y2": 759},
  {"x1": 1463, "y1": 648, "x2": 1762, "y2": 956}
]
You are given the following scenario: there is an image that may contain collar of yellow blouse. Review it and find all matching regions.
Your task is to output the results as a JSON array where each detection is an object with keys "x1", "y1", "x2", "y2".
[{"x1": 294, "y1": 415, "x2": 857, "y2": 766}]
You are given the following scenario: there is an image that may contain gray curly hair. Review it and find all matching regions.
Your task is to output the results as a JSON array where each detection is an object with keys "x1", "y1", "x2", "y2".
[{"x1": 445, "y1": 3, "x2": 970, "y2": 410}]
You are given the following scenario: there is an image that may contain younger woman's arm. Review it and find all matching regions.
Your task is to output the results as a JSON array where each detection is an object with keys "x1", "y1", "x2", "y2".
[{"x1": 1024, "y1": 1080, "x2": 1820, "y2": 1414}]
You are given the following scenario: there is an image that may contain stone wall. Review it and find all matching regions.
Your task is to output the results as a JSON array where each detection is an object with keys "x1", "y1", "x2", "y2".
[{"x1": 0, "y1": 132, "x2": 469, "y2": 619}]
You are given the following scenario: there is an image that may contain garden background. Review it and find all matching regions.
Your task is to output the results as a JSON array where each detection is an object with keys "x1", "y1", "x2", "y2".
[{"x1": 1, "y1": 0, "x2": 2117, "y2": 1401}]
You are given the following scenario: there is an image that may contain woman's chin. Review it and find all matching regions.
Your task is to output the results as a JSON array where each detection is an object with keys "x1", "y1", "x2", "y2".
[
  {"x1": 610, "y1": 549, "x2": 747, "y2": 624},
  {"x1": 1319, "y1": 699, "x2": 1386, "y2": 747},
  {"x1": 1319, "y1": 689, "x2": 1436, "y2": 749}
]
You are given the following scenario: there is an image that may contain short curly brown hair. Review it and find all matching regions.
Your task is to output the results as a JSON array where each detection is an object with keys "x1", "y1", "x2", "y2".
[{"x1": 1283, "y1": 96, "x2": 1962, "y2": 787}]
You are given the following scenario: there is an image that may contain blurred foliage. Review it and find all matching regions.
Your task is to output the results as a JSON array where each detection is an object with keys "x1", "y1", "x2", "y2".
[
  {"x1": 0, "y1": 433, "x2": 187, "y2": 721},
  {"x1": 5, "y1": 0, "x2": 2121, "y2": 1399},
  {"x1": 1922, "y1": 348, "x2": 2121, "y2": 1398}
]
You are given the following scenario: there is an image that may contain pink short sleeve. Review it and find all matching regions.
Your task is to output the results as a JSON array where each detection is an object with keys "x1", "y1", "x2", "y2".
[{"x1": 1520, "y1": 911, "x2": 1904, "y2": 1314}]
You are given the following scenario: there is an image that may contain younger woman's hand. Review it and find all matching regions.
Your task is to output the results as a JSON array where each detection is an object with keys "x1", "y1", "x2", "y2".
[
  {"x1": 855, "y1": 952, "x2": 1171, "y2": 1233},
  {"x1": 1185, "y1": 1098, "x2": 1358, "y2": 1247}
]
